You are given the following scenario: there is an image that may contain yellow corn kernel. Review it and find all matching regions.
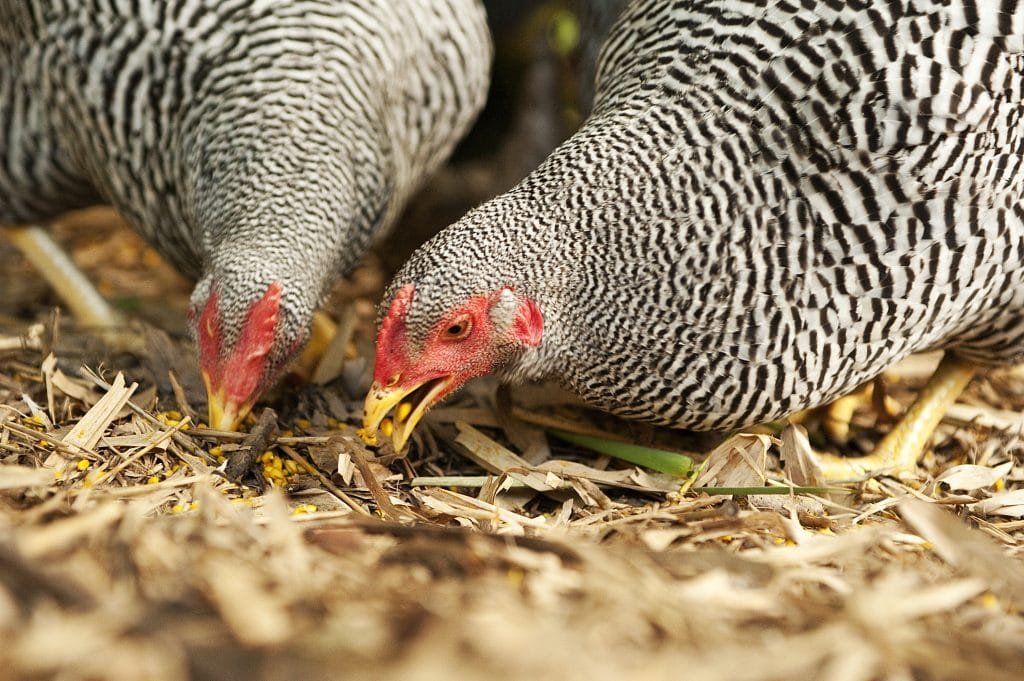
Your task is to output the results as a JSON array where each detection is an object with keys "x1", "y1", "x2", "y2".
[
  {"x1": 995, "y1": 478, "x2": 1006, "y2": 492},
  {"x1": 147, "y1": 475, "x2": 160, "y2": 485},
  {"x1": 506, "y1": 567, "x2": 525, "y2": 587},
  {"x1": 292, "y1": 503, "x2": 317, "y2": 515},
  {"x1": 171, "y1": 503, "x2": 184, "y2": 513},
  {"x1": 380, "y1": 418, "x2": 394, "y2": 438},
  {"x1": 396, "y1": 402, "x2": 412, "y2": 424},
  {"x1": 260, "y1": 451, "x2": 275, "y2": 464},
  {"x1": 209, "y1": 446, "x2": 223, "y2": 457},
  {"x1": 326, "y1": 417, "x2": 339, "y2": 429},
  {"x1": 77, "y1": 459, "x2": 91, "y2": 471},
  {"x1": 296, "y1": 418, "x2": 311, "y2": 429},
  {"x1": 284, "y1": 460, "x2": 299, "y2": 475}
]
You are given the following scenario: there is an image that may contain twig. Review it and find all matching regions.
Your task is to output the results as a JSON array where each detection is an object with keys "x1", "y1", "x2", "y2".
[
  {"x1": 168, "y1": 370, "x2": 198, "y2": 424},
  {"x1": 93, "y1": 416, "x2": 191, "y2": 484},
  {"x1": 410, "y1": 475, "x2": 526, "y2": 489},
  {"x1": 0, "y1": 334, "x2": 42, "y2": 353},
  {"x1": 224, "y1": 408, "x2": 278, "y2": 482},
  {"x1": 1, "y1": 418, "x2": 99, "y2": 459},
  {"x1": 279, "y1": 444, "x2": 371, "y2": 517},
  {"x1": 187, "y1": 427, "x2": 333, "y2": 447},
  {"x1": 349, "y1": 446, "x2": 419, "y2": 521}
]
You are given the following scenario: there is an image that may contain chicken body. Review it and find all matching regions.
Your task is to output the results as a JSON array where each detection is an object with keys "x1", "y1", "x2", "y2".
[
  {"x1": 368, "y1": 0, "x2": 1024, "y2": 447},
  {"x1": 1, "y1": 0, "x2": 491, "y2": 428}
]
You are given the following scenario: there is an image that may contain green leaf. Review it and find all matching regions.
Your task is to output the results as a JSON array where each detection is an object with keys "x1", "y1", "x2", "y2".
[{"x1": 549, "y1": 429, "x2": 693, "y2": 477}]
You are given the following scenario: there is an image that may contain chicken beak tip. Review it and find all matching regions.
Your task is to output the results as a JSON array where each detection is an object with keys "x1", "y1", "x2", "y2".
[
  {"x1": 361, "y1": 378, "x2": 448, "y2": 452},
  {"x1": 206, "y1": 389, "x2": 247, "y2": 433}
]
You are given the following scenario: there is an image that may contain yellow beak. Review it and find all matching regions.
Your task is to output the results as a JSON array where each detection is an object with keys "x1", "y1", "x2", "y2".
[
  {"x1": 360, "y1": 377, "x2": 451, "y2": 452},
  {"x1": 203, "y1": 371, "x2": 252, "y2": 432}
]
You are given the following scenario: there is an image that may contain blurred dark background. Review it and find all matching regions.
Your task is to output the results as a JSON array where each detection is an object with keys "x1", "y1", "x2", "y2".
[{"x1": 379, "y1": 0, "x2": 625, "y2": 271}]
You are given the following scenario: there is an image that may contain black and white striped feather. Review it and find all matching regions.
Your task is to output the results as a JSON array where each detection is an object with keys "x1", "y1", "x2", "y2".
[
  {"x1": 1, "y1": 0, "x2": 490, "y2": 363},
  {"x1": 391, "y1": 0, "x2": 1024, "y2": 430}
]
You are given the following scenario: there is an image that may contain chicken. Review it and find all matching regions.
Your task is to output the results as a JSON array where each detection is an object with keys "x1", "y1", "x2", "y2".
[
  {"x1": 362, "y1": 0, "x2": 1024, "y2": 478},
  {"x1": 1, "y1": 0, "x2": 491, "y2": 430}
]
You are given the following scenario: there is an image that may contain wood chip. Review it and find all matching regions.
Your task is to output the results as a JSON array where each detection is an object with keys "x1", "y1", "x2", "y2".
[
  {"x1": 694, "y1": 433, "x2": 773, "y2": 489},
  {"x1": 936, "y1": 462, "x2": 1013, "y2": 492},
  {"x1": 60, "y1": 372, "x2": 137, "y2": 455}
]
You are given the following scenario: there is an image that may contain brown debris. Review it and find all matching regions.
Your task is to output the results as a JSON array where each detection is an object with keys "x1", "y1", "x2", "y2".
[
  {"x1": 1, "y1": 155, "x2": 1023, "y2": 681},
  {"x1": 223, "y1": 408, "x2": 279, "y2": 483}
]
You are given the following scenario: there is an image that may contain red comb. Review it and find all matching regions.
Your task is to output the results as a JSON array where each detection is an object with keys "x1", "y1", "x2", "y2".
[
  {"x1": 220, "y1": 282, "x2": 282, "y2": 402},
  {"x1": 237, "y1": 281, "x2": 282, "y2": 360},
  {"x1": 198, "y1": 282, "x2": 282, "y2": 406},
  {"x1": 378, "y1": 284, "x2": 414, "y2": 345},
  {"x1": 197, "y1": 289, "x2": 223, "y2": 386},
  {"x1": 374, "y1": 284, "x2": 415, "y2": 382}
]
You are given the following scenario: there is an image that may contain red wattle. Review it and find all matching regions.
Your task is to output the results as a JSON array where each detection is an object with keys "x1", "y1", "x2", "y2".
[{"x1": 200, "y1": 282, "x2": 282, "y2": 405}]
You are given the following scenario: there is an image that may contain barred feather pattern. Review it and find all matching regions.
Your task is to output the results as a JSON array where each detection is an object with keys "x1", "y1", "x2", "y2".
[
  {"x1": 1, "y1": 0, "x2": 490, "y2": 354},
  {"x1": 391, "y1": 0, "x2": 1024, "y2": 431}
]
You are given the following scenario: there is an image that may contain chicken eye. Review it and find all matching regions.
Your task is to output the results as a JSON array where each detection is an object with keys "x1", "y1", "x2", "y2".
[{"x1": 443, "y1": 317, "x2": 472, "y2": 340}]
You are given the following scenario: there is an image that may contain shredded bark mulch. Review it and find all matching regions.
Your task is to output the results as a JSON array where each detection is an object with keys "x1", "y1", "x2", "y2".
[{"x1": 1, "y1": 209, "x2": 1022, "y2": 681}]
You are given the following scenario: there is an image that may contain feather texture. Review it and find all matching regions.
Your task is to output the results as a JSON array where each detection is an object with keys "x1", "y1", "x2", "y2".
[
  {"x1": 389, "y1": 0, "x2": 1024, "y2": 430},
  {"x1": 1, "y1": 0, "x2": 491, "y2": 395}
]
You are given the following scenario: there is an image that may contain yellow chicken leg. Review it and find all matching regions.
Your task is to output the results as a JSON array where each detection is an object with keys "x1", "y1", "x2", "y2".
[
  {"x1": 812, "y1": 353, "x2": 977, "y2": 480},
  {"x1": 821, "y1": 375, "x2": 903, "y2": 445},
  {"x1": 821, "y1": 383, "x2": 871, "y2": 445}
]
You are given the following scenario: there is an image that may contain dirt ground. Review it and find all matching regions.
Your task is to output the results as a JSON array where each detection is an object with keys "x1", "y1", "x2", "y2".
[{"x1": 2, "y1": 8, "x2": 1024, "y2": 681}]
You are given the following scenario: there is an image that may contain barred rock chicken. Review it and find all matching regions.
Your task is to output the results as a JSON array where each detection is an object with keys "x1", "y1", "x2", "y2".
[
  {"x1": 363, "y1": 0, "x2": 1024, "y2": 479},
  {"x1": 0, "y1": 0, "x2": 490, "y2": 430}
]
